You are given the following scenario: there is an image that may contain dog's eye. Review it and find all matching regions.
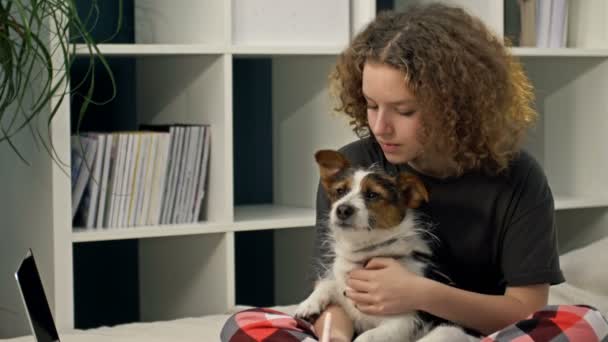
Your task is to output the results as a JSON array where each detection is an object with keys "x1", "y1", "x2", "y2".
[
  {"x1": 364, "y1": 191, "x2": 379, "y2": 200},
  {"x1": 335, "y1": 187, "x2": 347, "y2": 197}
]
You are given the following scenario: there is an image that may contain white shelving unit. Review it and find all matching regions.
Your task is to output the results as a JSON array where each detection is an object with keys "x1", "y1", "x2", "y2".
[
  {"x1": 0, "y1": 0, "x2": 363, "y2": 338},
  {"x1": 1, "y1": 0, "x2": 607, "y2": 338}
]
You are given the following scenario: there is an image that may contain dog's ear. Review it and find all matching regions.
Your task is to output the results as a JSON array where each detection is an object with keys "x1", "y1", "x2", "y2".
[
  {"x1": 397, "y1": 173, "x2": 429, "y2": 208},
  {"x1": 314, "y1": 150, "x2": 350, "y2": 180}
]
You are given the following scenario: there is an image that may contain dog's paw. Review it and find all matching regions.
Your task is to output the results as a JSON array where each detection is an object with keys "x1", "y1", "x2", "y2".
[{"x1": 294, "y1": 297, "x2": 327, "y2": 322}]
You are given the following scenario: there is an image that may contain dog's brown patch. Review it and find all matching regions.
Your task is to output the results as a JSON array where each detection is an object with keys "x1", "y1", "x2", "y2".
[
  {"x1": 397, "y1": 173, "x2": 429, "y2": 208},
  {"x1": 361, "y1": 175, "x2": 405, "y2": 229},
  {"x1": 361, "y1": 176, "x2": 392, "y2": 200},
  {"x1": 315, "y1": 150, "x2": 354, "y2": 201},
  {"x1": 326, "y1": 178, "x2": 352, "y2": 203},
  {"x1": 314, "y1": 150, "x2": 350, "y2": 180}
]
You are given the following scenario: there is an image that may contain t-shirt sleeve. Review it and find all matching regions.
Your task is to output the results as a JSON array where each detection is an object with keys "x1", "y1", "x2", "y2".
[{"x1": 501, "y1": 156, "x2": 565, "y2": 287}]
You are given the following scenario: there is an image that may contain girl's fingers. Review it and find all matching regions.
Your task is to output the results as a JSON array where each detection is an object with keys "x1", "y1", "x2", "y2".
[
  {"x1": 354, "y1": 303, "x2": 385, "y2": 315},
  {"x1": 345, "y1": 278, "x2": 373, "y2": 292},
  {"x1": 345, "y1": 290, "x2": 375, "y2": 305}
]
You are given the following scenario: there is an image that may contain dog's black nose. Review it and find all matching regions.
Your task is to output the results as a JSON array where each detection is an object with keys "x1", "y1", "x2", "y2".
[{"x1": 336, "y1": 204, "x2": 355, "y2": 220}]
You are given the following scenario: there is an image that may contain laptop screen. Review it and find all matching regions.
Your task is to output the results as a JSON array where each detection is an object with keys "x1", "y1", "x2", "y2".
[{"x1": 15, "y1": 250, "x2": 60, "y2": 342}]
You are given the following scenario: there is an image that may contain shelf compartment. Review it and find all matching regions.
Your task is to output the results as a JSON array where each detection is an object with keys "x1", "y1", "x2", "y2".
[
  {"x1": 134, "y1": 0, "x2": 226, "y2": 45},
  {"x1": 231, "y1": 0, "x2": 349, "y2": 48},
  {"x1": 271, "y1": 56, "x2": 356, "y2": 207},
  {"x1": 136, "y1": 55, "x2": 231, "y2": 223},
  {"x1": 139, "y1": 233, "x2": 234, "y2": 320},
  {"x1": 391, "y1": 0, "x2": 503, "y2": 37},
  {"x1": 73, "y1": 0, "x2": 227, "y2": 46},
  {"x1": 71, "y1": 54, "x2": 231, "y2": 230},
  {"x1": 73, "y1": 240, "x2": 139, "y2": 328},
  {"x1": 232, "y1": 56, "x2": 356, "y2": 227},
  {"x1": 522, "y1": 58, "x2": 608, "y2": 205},
  {"x1": 235, "y1": 226, "x2": 315, "y2": 308},
  {"x1": 555, "y1": 207, "x2": 608, "y2": 253}
]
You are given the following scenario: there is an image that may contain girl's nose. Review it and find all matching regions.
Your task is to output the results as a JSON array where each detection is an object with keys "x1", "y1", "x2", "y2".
[{"x1": 372, "y1": 109, "x2": 392, "y2": 136}]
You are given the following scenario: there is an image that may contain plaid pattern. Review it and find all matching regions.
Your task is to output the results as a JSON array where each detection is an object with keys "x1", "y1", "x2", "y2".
[
  {"x1": 221, "y1": 305, "x2": 608, "y2": 342},
  {"x1": 220, "y1": 307, "x2": 318, "y2": 342},
  {"x1": 482, "y1": 305, "x2": 608, "y2": 342}
]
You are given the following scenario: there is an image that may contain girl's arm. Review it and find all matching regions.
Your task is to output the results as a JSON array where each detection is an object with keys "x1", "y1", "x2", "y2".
[
  {"x1": 418, "y1": 280, "x2": 549, "y2": 335},
  {"x1": 346, "y1": 257, "x2": 549, "y2": 336}
]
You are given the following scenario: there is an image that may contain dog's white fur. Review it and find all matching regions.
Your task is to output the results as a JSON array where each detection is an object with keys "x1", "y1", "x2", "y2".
[{"x1": 296, "y1": 169, "x2": 477, "y2": 342}]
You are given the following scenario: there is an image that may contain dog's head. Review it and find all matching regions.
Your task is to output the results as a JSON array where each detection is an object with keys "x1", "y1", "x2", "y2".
[{"x1": 315, "y1": 149, "x2": 428, "y2": 232}]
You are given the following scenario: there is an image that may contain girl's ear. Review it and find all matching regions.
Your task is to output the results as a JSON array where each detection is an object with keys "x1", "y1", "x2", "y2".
[
  {"x1": 314, "y1": 150, "x2": 351, "y2": 180},
  {"x1": 397, "y1": 173, "x2": 429, "y2": 208}
]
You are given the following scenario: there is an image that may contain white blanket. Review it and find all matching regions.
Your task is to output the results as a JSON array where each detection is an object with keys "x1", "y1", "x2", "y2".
[{"x1": 4, "y1": 238, "x2": 608, "y2": 341}]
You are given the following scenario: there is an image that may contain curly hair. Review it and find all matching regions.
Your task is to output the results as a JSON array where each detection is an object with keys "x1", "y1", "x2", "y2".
[{"x1": 329, "y1": 3, "x2": 536, "y2": 176}]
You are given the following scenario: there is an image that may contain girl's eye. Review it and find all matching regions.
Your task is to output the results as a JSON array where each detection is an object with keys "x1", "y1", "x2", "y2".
[
  {"x1": 365, "y1": 191, "x2": 379, "y2": 200},
  {"x1": 398, "y1": 110, "x2": 416, "y2": 117},
  {"x1": 366, "y1": 104, "x2": 378, "y2": 110}
]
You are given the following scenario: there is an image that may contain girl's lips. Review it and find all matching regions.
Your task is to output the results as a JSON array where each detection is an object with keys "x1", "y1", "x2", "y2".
[{"x1": 380, "y1": 142, "x2": 400, "y2": 153}]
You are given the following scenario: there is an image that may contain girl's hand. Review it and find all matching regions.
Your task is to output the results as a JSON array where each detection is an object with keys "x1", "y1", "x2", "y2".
[{"x1": 345, "y1": 257, "x2": 428, "y2": 315}]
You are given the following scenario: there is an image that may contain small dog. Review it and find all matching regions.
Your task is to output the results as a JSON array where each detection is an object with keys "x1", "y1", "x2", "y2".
[{"x1": 295, "y1": 150, "x2": 475, "y2": 342}]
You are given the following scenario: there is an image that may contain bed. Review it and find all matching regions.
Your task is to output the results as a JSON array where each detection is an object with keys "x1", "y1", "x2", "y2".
[{"x1": 4, "y1": 237, "x2": 608, "y2": 342}]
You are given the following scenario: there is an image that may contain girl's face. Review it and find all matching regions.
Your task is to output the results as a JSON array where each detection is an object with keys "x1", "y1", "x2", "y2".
[{"x1": 363, "y1": 61, "x2": 424, "y2": 165}]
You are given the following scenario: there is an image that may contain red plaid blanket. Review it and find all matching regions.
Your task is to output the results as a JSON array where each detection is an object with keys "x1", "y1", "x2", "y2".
[
  {"x1": 221, "y1": 305, "x2": 608, "y2": 341},
  {"x1": 220, "y1": 307, "x2": 318, "y2": 342},
  {"x1": 483, "y1": 305, "x2": 608, "y2": 342}
]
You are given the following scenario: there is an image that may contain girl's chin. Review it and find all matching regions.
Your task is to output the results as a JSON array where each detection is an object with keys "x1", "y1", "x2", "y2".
[{"x1": 383, "y1": 152, "x2": 411, "y2": 165}]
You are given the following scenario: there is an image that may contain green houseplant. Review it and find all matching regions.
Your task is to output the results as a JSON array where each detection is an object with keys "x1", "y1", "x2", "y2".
[{"x1": 0, "y1": 0, "x2": 121, "y2": 163}]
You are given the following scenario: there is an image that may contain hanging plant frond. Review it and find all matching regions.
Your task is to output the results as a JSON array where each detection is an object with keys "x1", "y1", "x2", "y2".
[{"x1": 0, "y1": 0, "x2": 121, "y2": 164}]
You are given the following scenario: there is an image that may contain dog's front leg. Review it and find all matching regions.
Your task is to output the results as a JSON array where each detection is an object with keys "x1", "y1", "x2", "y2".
[
  {"x1": 294, "y1": 278, "x2": 337, "y2": 321},
  {"x1": 354, "y1": 316, "x2": 419, "y2": 342}
]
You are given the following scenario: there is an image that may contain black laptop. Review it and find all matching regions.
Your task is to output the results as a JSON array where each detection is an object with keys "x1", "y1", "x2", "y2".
[{"x1": 14, "y1": 249, "x2": 61, "y2": 342}]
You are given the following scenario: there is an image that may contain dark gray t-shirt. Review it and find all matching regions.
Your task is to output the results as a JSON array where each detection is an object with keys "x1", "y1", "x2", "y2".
[{"x1": 312, "y1": 137, "x2": 565, "y2": 295}]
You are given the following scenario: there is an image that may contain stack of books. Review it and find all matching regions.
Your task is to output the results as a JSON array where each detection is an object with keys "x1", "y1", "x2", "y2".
[{"x1": 71, "y1": 124, "x2": 211, "y2": 229}]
